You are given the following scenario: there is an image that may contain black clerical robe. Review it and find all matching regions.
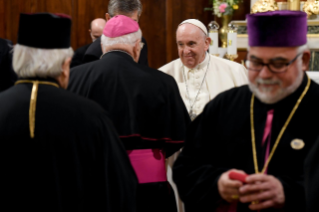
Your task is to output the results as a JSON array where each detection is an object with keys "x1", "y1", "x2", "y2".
[
  {"x1": 70, "y1": 43, "x2": 91, "y2": 68},
  {"x1": 0, "y1": 38, "x2": 17, "y2": 92},
  {"x1": 82, "y1": 36, "x2": 149, "y2": 66},
  {"x1": 305, "y1": 135, "x2": 319, "y2": 212},
  {"x1": 68, "y1": 51, "x2": 190, "y2": 212},
  {"x1": 173, "y1": 73, "x2": 319, "y2": 212},
  {"x1": 0, "y1": 78, "x2": 138, "y2": 212}
]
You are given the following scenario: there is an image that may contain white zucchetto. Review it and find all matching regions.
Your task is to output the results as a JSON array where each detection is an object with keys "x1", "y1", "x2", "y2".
[{"x1": 179, "y1": 19, "x2": 208, "y2": 35}]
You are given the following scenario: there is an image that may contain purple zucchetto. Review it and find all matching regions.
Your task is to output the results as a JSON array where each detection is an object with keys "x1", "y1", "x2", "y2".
[{"x1": 247, "y1": 11, "x2": 307, "y2": 47}]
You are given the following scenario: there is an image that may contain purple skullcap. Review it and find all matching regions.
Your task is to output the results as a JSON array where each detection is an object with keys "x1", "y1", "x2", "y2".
[
  {"x1": 247, "y1": 11, "x2": 307, "y2": 47},
  {"x1": 103, "y1": 15, "x2": 139, "y2": 38}
]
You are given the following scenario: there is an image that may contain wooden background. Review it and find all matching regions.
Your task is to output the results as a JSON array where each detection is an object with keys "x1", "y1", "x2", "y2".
[{"x1": 0, "y1": 0, "x2": 307, "y2": 69}]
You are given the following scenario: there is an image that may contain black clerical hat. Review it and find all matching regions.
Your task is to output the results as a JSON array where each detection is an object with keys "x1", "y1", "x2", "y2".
[{"x1": 17, "y1": 13, "x2": 71, "y2": 49}]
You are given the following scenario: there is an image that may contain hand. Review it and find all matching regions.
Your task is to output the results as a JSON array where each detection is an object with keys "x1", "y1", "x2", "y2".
[
  {"x1": 218, "y1": 169, "x2": 246, "y2": 203},
  {"x1": 239, "y1": 174, "x2": 285, "y2": 210}
]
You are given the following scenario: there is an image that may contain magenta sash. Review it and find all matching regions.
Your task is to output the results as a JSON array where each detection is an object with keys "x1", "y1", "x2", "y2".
[{"x1": 127, "y1": 149, "x2": 167, "y2": 184}]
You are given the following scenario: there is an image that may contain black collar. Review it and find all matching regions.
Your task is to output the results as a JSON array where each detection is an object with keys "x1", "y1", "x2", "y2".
[{"x1": 101, "y1": 50, "x2": 134, "y2": 61}]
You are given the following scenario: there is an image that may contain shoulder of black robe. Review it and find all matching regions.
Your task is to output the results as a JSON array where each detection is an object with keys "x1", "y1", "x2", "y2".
[
  {"x1": 68, "y1": 51, "x2": 190, "y2": 157},
  {"x1": 173, "y1": 74, "x2": 319, "y2": 212},
  {"x1": 82, "y1": 37, "x2": 101, "y2": 63},
  {"x1": 82, "y1": 36, "x2": 149, "y2": 66},
  {"x1": 305, "y1": 135, "x2": 319, "y2": 212},
  {"x1": 70, "y1": 43, "x2": 91, "y2": 68},
  {"x1": 0, "y1": 80, "x2": 138, "y2": 212},
  {"x1": 0, "y1": 38, "x2": 17, "y2": 92}
]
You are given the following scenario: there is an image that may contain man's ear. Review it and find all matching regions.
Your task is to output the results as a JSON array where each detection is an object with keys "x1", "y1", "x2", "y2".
[
  {"x1": 58, "y1": 57, "x2": 72, "y2": 89},
  {"x1": 105, "y1": 13, "x2": 111, "y2": 21},
  {"x1": 132, "y1": 39, "x2": 141, "y2": 63},
  {"x1": 205, "y1": 36, "x2": 211, "y2": 52},
  {"x1": 301, "y1": 50, "x2": 311, "y2": 72}
]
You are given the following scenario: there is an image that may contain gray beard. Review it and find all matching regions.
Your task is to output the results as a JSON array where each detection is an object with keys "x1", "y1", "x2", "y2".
[{"x1": 248, "y1": 71, "x2": 304, "y2": 104}]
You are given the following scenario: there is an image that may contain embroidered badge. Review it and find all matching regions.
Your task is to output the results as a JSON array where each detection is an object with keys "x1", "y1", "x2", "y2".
[{"x1": 290, "y1": 139, "x2": 305, "y2": 150}]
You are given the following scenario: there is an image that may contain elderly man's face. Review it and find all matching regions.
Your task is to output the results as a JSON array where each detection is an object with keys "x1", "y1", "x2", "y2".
[
  {"x1": 176, "y1": 24, "x2": 209, "y2": 69},
  {"x1": 248, "y1": 46, "x2": 306, "y2": 104}
]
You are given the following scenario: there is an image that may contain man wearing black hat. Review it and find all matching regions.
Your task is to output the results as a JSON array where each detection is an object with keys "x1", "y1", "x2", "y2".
[
  {"x1": 173, "y1": 11, "x2": 319, "y2": 212},
  {"x1": 82, "y1": 0, "x2": 148, "y2": 66},
  {"x1": 0, "y1": 13, "x2": 137, "y2": 212}
]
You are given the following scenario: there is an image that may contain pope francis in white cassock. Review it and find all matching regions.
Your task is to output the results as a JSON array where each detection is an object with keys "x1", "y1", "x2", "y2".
[{"x1": 159, "y1": 19, "x2": 248, "y2": 212}]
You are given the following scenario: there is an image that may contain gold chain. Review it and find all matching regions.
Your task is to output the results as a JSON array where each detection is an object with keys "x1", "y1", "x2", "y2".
[
  {"x1": 15, "y1": 80, "x2": 59, "y2": 138},
  {"x1": 250, "y1": 75, "x2": 311, "y2": 174}
]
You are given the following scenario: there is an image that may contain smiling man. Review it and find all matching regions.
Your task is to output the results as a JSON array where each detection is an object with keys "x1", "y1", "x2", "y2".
[
  {"x1": 173, "y1": 11, "x2": 319, "y2": 212},
  {"x1": 159, "y1": 19, "x2": 248, "y2": 121}
]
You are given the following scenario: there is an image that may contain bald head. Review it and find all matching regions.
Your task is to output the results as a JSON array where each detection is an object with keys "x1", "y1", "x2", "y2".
[
  {"x1": 89, "y1": 18, "x2": 106, "y2": 42},
  {"x1": 176, "y1": 23, "x2": 210, "y2": 69}
]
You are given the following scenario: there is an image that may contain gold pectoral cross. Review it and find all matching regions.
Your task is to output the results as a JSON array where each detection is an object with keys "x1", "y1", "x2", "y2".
[
  {"x1": 210, "y1": 40, "x2": 213, "y2": 46},
  {"x1": 228, "y1": 39, "x2": 232, "y2": 46}
]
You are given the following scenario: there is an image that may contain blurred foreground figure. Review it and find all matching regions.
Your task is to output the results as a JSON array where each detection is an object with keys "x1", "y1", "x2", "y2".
[
  {"x1": 69, "y1": 15, "x2": 190, "y2": 212},
  {"x1": 0, "y1": 13, "x2": 137, "y2": 212},
  {"x1": 173, "y1": 11, "x2": 319, "y2": 212}
]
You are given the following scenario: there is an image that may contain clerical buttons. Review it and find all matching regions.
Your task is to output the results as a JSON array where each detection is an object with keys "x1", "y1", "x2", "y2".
[{"x1": 290, "y1": 139, "x2": 305, "y2": 150}]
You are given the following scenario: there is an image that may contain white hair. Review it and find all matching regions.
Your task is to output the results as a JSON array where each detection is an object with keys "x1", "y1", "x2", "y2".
[
  {"x1": 101, "y1": 29, "x2": 142, "y2": 52},
  {"x1": 13, "y1": 44, "x2": 74, "y2": 78}
]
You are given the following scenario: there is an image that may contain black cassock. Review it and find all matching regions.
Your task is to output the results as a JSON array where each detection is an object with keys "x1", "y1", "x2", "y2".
[
  {"x1": 0, "y1": 78, "x2": 138, "y2": 212},
  {"x1": 0, "y1": 38, "x2": 17, "y2": 92},
  {"x1": 173, "y1": 74, "x2": 319, "y2": 212},
  {"x1": 68, "y1": 51, "x2": 190, "y2": 212},
  {"x1": 305, "y1": 135, "x2": 319, "y2": 212}
]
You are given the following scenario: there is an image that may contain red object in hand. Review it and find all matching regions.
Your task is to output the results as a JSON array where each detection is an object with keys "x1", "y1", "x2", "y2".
[{"x1": 229, "y1": 171, "x2": 248, "y2": 183}]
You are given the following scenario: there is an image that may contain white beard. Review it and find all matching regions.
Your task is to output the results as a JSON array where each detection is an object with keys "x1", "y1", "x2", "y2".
[{"x1": 249, "y1": 71, "x2": 304, "y2": 104}]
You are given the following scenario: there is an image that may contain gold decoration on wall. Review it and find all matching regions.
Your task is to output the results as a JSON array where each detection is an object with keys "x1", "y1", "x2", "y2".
[
  {"x1": 303, "y1": 0, "x2": 319, "y2": 18},
  {"x1": 251, "y1": 0, "x2": 279, "y2": 14}
]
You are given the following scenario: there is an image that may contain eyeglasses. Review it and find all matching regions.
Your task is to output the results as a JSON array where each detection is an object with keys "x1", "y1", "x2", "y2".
[{"x1": 245, "y1": 52, "x2": 303, "y2": 73}]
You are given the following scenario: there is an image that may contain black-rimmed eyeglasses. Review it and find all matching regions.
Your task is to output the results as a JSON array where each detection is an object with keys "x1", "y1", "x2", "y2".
[{"x1": 245, "y1": 52, "x2": 303, "y2": 73}]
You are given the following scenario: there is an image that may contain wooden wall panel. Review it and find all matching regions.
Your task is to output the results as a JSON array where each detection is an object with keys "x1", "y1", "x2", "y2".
[
  {"x1": 3, "y1": 0, "x2": 32, "y2": 44},
  {"x1": 0, "y1": 0, "x2": 5, "y2": 38},
  {"x1": 140, "y1": 0, "x2": 167, "y2": 69},
  {"x1": 0, "y1": 0, "x2": 253, "y2": 68},
  {"x1": 73, "y1": 0, "x2": 109, "y2": 47}
]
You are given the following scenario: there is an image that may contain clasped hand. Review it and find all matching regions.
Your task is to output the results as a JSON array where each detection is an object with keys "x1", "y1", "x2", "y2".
[{"x1": 218, "y1": 169, "x2": 285, "y2": 210}]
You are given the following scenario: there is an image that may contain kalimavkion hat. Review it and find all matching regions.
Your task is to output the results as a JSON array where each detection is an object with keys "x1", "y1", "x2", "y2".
[
  {"x1": 247, "y1": 10, "x2": 307, "y2": 47},
  {"x1": 18, "y1": 13, "x2": 72, "y2": 49}
]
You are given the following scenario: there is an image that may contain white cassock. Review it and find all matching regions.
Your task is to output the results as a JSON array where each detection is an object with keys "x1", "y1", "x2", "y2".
[{"x1": 159, "y1": 53, "x2": 248, "y2": 212}]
